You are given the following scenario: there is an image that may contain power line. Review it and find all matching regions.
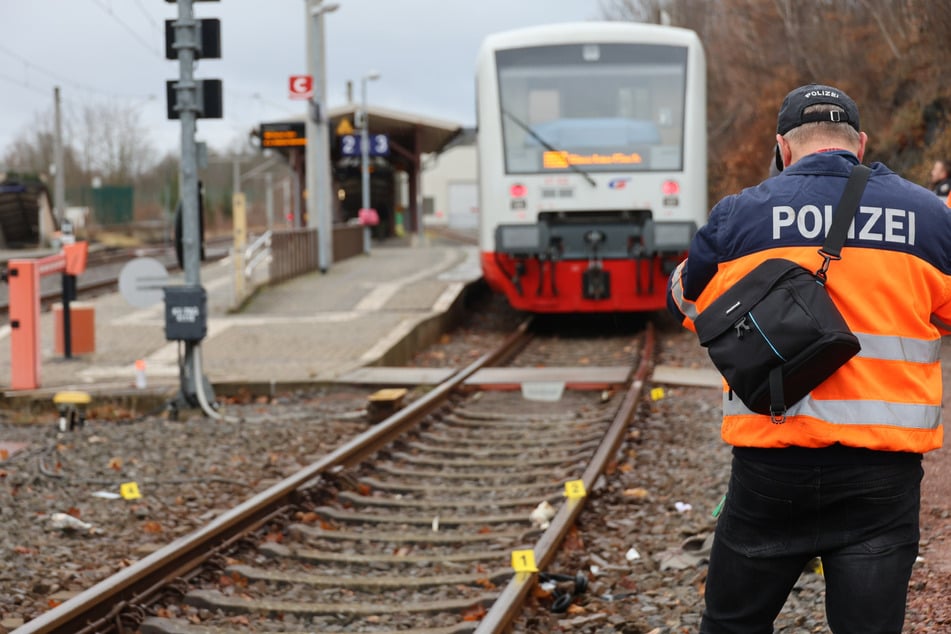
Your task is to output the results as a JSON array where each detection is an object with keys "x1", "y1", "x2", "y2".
[
  {"x1": 132, "y1": 0, "x2": 163, "y2": 34},
  {"x1": 227, "y1": 89, "x2": 301, "y2": 117},
  {"x1": 86, "y1": 0, "x2": 162, "y2": 59},
  {"x1": 0, "y1": 44, "x2": 157, "y2": 103},
  {"x1": 0, "y1": 44, "x2": 77, "y2": 90},
  {"x1": 0, "y1": 71, "x2": 50, "y2": 97}
]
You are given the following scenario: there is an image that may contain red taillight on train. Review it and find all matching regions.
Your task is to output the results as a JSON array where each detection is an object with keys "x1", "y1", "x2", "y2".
[
  {"x1": 509, "y1": 183, "x2": 527, "y2": 198},
  {"x1": 662, "y1": 180, "x2": 680, "y2": 195}
]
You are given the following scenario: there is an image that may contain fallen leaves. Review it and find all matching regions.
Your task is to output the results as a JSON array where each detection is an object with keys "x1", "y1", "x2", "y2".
[
  {"x1": 262, "y1": 529, "x2": 284, "y2": 543},
  {"x1": 562, "y1": 526, "x2": 586, "y2": 553},
  {"x1": 461, "y1": 604, "x2": 487, "y2": 621},
  {"x1": 296, "y1": 511, "x2": 320, "y2": 524},
  {"x1": 623, "y1": 487, "x2": 650, "y2": 500}
]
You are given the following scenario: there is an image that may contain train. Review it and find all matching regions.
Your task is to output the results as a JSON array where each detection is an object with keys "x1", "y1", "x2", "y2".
[{"x1": 475, "y1": 22, "x2": 707, "y2": 313}]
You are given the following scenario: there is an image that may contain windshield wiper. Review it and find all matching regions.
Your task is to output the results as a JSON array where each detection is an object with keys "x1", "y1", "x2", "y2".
[{"x1": 502, "y1": 109, "x2": 597, "y2": 188}]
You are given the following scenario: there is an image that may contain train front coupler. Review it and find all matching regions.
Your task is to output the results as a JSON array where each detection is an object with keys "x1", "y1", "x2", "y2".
[{"x1": 581, "y1": 229, "x2": 610, "y2": 300}]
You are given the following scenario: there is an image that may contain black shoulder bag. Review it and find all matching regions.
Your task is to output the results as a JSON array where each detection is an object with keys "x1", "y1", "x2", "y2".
[{"x1": 694, "y1": 164, "x2": 871, "y2": 422}]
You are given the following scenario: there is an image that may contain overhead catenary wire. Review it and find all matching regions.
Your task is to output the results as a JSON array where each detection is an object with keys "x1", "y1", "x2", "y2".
[
  {"x1": 0, "y1": 71, "x2": 49, "y2": 97},
  {"x1": 0, "y1": 43, "x2": 158, "y2": 102},
  {"x1": 132, "y1": 0, "x2": 163, "y2": 35},
  {"x1": 85, "y1": 0, "x2": 163, "y2": 59}
]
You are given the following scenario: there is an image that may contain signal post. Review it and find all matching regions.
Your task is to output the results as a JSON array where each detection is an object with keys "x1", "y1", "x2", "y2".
[{"x1": 164, "y1": 0, "x2": 222, "y2": 414}]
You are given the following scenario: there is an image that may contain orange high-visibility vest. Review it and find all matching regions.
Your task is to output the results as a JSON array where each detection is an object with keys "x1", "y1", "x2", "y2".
[{"x1": 668, "y1": 155, "x2": 951, "y2": 454}]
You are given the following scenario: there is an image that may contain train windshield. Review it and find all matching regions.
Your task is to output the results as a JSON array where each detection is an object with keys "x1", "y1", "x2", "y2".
[{"x1": 496, "y1": 42, "x2": 688, "y2": 175}]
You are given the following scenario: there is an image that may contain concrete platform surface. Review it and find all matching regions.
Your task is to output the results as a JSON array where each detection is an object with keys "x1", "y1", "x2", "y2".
[{"x1": 0, "y1": 238, "x2": 482, "y2": 404}]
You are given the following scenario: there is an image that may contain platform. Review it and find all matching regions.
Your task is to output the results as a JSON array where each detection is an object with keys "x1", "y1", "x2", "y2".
[{"x1": 0, "y1": 236, "x2": 483, "y2": 404}]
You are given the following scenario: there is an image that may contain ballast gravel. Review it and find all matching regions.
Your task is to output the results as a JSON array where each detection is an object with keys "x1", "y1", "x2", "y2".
[{"x1": 0, "y1": 292, "x2": 949, "y2": 633}]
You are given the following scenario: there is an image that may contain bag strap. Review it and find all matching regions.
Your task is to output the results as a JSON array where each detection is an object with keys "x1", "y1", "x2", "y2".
[
  {"x1": 816, "y1": 163, "x2": 872, "y2": 282},
  {"x1": 769, "y1": 367, "x2": 786, "y2": 424}
]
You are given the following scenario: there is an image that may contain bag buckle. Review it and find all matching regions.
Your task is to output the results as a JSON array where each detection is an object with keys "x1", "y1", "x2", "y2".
[
  {"x1": 770, "y1": 408, "x2": 786, "y2": 424},
  {"x1": 815, "y1": 249, "x2": 840, "y2": 283},
  {"x1": 734, "y1": 316, "x2": 752, "y2": 339}
]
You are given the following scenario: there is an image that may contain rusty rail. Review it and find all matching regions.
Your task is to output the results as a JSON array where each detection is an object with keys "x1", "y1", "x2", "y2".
[
  {"x1": 473, "y1": 321, "x2": 656, "y2": 633},
  {"x1": 13, "y1": 318, "x2": 534, "y2": 634}
]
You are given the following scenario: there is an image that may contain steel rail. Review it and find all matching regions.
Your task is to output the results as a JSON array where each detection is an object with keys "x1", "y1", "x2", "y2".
[
  {"x1": 473, "y1": 321, "x2": 656, "y2": 633},
  {"x1": 14, "y1": 318, "x2": 534, "y2": 634}
]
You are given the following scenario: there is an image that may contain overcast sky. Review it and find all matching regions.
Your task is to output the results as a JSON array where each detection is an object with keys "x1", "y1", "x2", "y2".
[{"x1": 0, "y1": 0, "x2": 607, "y2": 160}]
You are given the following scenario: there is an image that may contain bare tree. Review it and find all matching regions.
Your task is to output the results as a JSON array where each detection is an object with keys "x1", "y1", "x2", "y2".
[
  {"x1": 70, "y1": 100, "x2": 157, "y2": 184},
  {"x1": 2, "y1": 109, "x2": 81, "y2": 185}
]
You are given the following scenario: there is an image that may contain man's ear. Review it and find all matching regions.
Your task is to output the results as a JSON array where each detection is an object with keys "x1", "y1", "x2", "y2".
[
  {"x1": 856, "y1": 131, "x2": 868, "y2": 163},
  {"x1": 775, "y1": 134, "x2": 792, "y2": 170}
]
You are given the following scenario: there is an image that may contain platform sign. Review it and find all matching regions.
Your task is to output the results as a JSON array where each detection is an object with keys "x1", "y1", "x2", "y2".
[
  {"x1": 119, "y1": 257, "x2": 169, "y2": 309},
  {"x1": 288, "y1": 75, "x2": 313, "y2": 100},
  {"x1": 260, "y1": 122, "x2": 306, "y2": 148},
  {"x1": 340, "y1": 134, "x2": 390, "y2": 157}
]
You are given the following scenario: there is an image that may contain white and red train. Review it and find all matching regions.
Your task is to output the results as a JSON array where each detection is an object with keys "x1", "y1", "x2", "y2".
[{"x1": 476, "y1": 22, "x2": 707, "y2": 313}]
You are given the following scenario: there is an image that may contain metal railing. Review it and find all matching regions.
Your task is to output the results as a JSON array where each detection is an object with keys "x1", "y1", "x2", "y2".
[{"x1": 243, "y1": 230, "x2": 272, "y2": 282}]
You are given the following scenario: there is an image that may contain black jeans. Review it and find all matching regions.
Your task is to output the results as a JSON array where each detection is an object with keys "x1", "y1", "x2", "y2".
[{"x1": 701, "y1": 453, "x2": 923, "y2": 634}]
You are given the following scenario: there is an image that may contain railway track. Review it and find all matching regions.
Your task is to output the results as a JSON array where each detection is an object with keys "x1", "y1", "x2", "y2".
[{"x1": 13, "y1": 318, "x2": 655, "y2": 634}]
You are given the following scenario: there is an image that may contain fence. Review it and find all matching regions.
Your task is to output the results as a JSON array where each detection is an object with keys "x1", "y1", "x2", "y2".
[{"x1": 269, "y1": 227, "x2": 318, "y2": 285}]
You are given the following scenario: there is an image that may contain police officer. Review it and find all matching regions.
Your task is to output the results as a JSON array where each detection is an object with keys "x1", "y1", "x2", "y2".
[{"x1": 667, "y1": 84, "x2": 951, "y2": 633}]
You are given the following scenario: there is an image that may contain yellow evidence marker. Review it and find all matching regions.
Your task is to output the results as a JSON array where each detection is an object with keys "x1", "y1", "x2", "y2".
[
  {"x1": 511, "y1": 549, "x2": 539, "y2": 573},
  {"x1": 120, "y1": 482, "x2": 142, "y2": 500},
  {"x1": 564, "y1": 479, "x2": 587, "y2": 499}
]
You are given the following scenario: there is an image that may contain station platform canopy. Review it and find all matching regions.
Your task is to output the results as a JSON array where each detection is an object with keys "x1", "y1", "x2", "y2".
[
  {"x1": 328, "y1": 103, "x2": 463, "y2": 157},
  {"x1": 255, "y1": 104, "x2": 463, "y2": 162},
  {"x1": 254, "y1": 103, "x2": 464, "y2": 234}
]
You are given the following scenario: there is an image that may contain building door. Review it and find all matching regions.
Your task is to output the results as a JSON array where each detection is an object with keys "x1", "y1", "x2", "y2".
[{"x1": 447, "y1": 181, "x2": 478, "y2": 230}]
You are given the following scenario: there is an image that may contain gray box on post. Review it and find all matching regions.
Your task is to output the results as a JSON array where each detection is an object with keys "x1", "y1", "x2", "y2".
[{"x1": 164, "y1": 285, "x2": 207, "y2": 342}]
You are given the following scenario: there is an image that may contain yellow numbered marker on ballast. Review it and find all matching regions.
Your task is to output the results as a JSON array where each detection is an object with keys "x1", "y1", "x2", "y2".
[
  {"x1": 564, "y1": 479, "x2": 587, "y2": 499},
  {"x1": 650, "y1": 387, "x2": 665, "y2": 401},
  {"x1": 120, "y1": 482, "x2": 142, "y2": 500},
  {"x1": 511, "y1": 549, "x2": 539, "y2": 573}
]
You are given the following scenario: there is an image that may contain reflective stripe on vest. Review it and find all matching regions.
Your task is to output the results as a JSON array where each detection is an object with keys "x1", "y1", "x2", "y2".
[
  {"x1": 854, "y1": 332, "x2": 942, "y2": 363},
  {"x1": 723, "y1": 392, "x2": 941, "y2": 430},
  {"x1": 669, "y1": 261, "x2": 699, "y2": 321}
]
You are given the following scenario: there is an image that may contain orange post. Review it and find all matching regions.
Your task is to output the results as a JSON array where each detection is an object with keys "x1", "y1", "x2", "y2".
[
  {"x1": 7, "y1": 259, "x2": 43, "y2": 390},
  {"x1": 53, "y1": 302, "x2": 96, "y2": 355},
  {"x1": 63, "y1": 241, "x2": 88, "y2": 275},
  {"x1": 6, "y1": 244, "x2": 85, "y2": 390}
]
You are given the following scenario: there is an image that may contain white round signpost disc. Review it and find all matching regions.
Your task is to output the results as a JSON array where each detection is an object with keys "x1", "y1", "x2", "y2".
[{"x1": 118, "y1": 257, "x2": 170, "y2": 309}]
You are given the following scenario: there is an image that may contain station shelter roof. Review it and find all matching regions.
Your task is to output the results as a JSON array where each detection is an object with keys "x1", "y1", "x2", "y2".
[
  {"x1": 328, "y1": 103, "x2": 463, "y2": 158},
  {"x1": 253, "y1": 104, "x2": 464, "y2": 234},
  {"x1": 255, "y1": 103, "x2": 464, "y2": 164}
]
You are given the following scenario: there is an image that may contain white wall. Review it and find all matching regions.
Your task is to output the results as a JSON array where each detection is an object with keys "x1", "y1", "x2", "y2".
[{"x1": 421, "y1": 143, "x2": 478, "y2": 227}]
